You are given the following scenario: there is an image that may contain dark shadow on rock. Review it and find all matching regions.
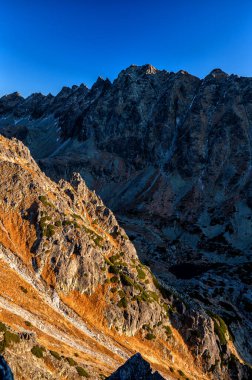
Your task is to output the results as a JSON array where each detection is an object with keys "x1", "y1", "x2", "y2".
[
  {"x1": 0, "y1": 356, "x2": 14, "y2": 380},
  {"x1": 106, "y1": 353, "x2": 165, "y2": 380}
]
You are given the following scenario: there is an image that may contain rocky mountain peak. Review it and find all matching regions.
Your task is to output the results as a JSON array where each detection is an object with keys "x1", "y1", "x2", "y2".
[
  {"x1": 117, "y1": 63, "x2": 159, "y2": 80},
  {"x1": 207, "y1": 68, "x2": 229, "y2": 79},
  {"x1": 56, "y1": 85, "x2": 73, "y2": 99}
]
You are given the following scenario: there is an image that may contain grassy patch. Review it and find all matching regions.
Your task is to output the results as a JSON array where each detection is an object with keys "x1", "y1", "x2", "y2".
[
  {"x1": 117, "y1": 297, "x2": 128, "y2": 308},
  {"x1": 31, "y1": 345, "x2": 44, "y2": 358},
  {"x1": 120, "y1": 273, "x2": 134, "y2": 287},
  {"x1": 44, "y1": 224, "x2": 55, "y2": 238},
  {"x1": 178, "y1": 369, "x2": 185, "y2": 377},
  {"x1": 0, "y1": 330, "x2": 20, "y2": 352},
  {"x1": 76, "y1": 366, "x2": 90, "y2": 378},
  {"x1": 137, "y1": 267, "x2": 146, "y2": 280},
  {"x1": 0, "y1": 322, "x2": 7, "y2": 332},
  {"x1": 148, "y1": 291, "x2": 159, "y2": 302},
  {"x1": 164, "y1": 325, "x2": 172, "y2": 336},
  {"x1": 93, "y1": 235, "x2": 103, "y2": 247},
  {"x1": 110, "y1": 276, "x2": 119, "y2": 283},
  {"x1": 109, "y1": 265, "x2": 120, "y2": 275},
  {"x1": 66, "y1": 357, "x2": 77, "y2": 366},
  {"x1": 50, "y1": 350, "x2": 61, "y2": 360},
  {"x1": 72, "y1": 213, "x2": 82, "y2": 220},
  {"x1": 145, "y1": 332, "x2": 156, "y2": 340},
  {"x1": 208, "y1": 311, "x2": 229, "y2": 345},
  {"x1": 4, "y1": 331, "x2": 20, "y2": 345},
  {"x1": 38, "y1": 195, "x2": 54, "y2": 208}
]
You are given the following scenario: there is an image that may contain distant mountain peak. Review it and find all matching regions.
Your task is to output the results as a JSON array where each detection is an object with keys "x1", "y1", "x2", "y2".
[{"x1": 207, "y1": 68, "x2": 229, "y2": 79}]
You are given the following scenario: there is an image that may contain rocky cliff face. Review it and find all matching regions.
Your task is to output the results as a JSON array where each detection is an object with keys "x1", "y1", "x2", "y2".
[{"x1": 0, "y1": 64, "x2": 252, "y2": 379}]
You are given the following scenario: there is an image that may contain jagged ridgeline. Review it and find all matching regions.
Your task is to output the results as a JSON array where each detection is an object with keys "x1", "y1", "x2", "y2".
[{"x1": 0, "y1": 64, "x2": 252, "y2": 380}]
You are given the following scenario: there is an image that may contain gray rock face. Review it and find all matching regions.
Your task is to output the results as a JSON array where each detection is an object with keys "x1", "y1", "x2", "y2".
[
  {"x1": 106, "y1": 353, "x2": 165, "y2": 380},
  {"x1": 1, "y1": 64, "x2": 252, "y2": 375}
]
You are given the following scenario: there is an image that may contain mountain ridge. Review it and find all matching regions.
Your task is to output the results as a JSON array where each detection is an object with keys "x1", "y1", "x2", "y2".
[{"x1": 1, "y1": 63, "x2": 252, "y2": 379}]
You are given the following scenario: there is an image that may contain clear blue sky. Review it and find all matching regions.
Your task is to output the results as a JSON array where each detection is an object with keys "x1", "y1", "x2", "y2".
[{"x1": 1, "y1": 0, "x2": 252, "y2": 97}]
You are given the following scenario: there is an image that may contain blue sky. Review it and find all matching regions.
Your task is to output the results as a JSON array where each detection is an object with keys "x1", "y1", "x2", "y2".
[{"x1": 1, "y1": 0, "x2": 252, "y2": 97}]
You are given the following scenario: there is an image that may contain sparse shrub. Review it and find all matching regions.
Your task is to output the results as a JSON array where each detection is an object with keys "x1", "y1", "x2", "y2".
[
  {"x1": 148, "y1": 291, "x2": 159, "y2": 302},
  {"x1": 63, "y1": 220, "x2": 72, "y2": 226},
  {"x1": 50, "y1": 350, "x2": 61, "y2": 360},
  {"x1": 169, "y1": 366, "x2": 174, "y2": 372},
  {"x1": 25, "y1": 321, "x2": 32, "y2": 327},
  {"x1": 178, "y1": 369, "x2": 185, "y2": 377},
  {"x1": 3, "y1": 331, "x2": 20, "y2": 347},
  {"x1": 20, "y1": 286, "x2": 28, "y2": 294},
  {"x1": 145, "y1": 333, "x2": 156, "y2": 340},
  {"x1": 104, "y1": 257, "x2": 112, "y2": 265},
  {"x1": 109, "y1": 265, "x2": 120, "y2": 275},
  {"x1": 76, "y1": 366, "x2": 90, "y2": 377},
  {"x1": 118, "y1": 290, "x2": 125, "y2": 298},
  {"x1": 73, "y1": 221, "x2": 80, "y2": 229},
  {"x1": 117, "y1": 297, "x2": 127, "y2": 308},
  {"x1": 31, "y1": 345, "x2": 44, "y2": 358},
  {"x1": 93, "y1": 235, "x2": 103, "y2": 247},
  {"x1": 137, "y1": 267, "x2": 146, "y2": 280},
  {"x1": 164, "y1": 325, "x2": 172, "y2": 336},
  {"x1": 110, "y1": 287, "x2": 117, "y2": 293},
  {"x1": 38, "y1": 195, "x2": 53, "y2": 208},
  {"x1": 72, "y1": 213, "x2": 82, "y2": 220},
  {"x1": 0, "y1": 322, "x2": 7, "y2": 332},
  {"x1": 120, "y1": 273, "x2": 134, "y2": 286},
  {"x1": 208, "y1": 311, "x2": 228, "y2": 345},
  {"x1": 110, "y1": 254, "x2": 121, "y2": 264},
  {"x1": 55, "y1": 220, "x2": 62, "y2": 227},
  {"x1": 110, "y1": 276, "x2": 118, "y2": 283},
  {"x1": 39, "y1": 215, "x2": 51, "y2": 230},
  {"x1": 44, "y1": 224, "x2": 55, "y2": 238},
  {"x1": 140, "y1": 291, "x2": 150, "y2": 302},
  {"x1": 66, "y1": 357, "x2": 77, "y2": 366},
  {"x1": 38, "y1": 195, "x2": 48, "y2": 205}
]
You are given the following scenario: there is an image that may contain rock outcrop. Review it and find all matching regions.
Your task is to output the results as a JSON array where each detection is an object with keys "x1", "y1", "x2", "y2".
[{"x1": 107, "y1": 353, "x2": 165, "y2": 380}]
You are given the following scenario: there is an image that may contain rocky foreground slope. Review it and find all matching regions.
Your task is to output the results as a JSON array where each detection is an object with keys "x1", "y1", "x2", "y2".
[{"x1": 0, "y1": 64, "x2": 252, "y2": 378}]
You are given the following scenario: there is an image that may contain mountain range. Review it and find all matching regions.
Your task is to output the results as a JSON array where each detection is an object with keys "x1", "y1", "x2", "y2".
[{"x1": 0, "y1": 64, "x2": 252, "y2": 379}]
